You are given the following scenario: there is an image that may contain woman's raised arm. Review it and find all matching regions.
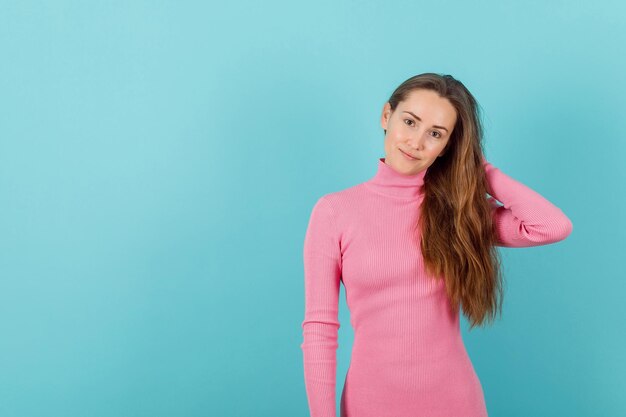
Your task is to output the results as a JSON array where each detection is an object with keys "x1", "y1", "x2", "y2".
[{"x1": 482, "y1": 159, "x2": 573, "y2": 247}]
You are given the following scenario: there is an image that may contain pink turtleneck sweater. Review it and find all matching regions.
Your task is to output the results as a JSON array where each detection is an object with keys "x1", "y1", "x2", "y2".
[{"x1": 301, "y1": 157, "x2": 573, "y2": 417}]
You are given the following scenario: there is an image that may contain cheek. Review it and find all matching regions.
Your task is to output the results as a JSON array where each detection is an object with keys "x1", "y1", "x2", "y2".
[
  {"x1": 423, "y1": 141, "x2": 439, "y2": 151},
  {"x1": 428, "y1": 140, "x2": 447, "y2": 150},
  {"x1": 394, "y1": 128, "x2": 406, "y2": 140},
  {"x1": 422, "y1": 142, "x2": 445, "y2": 157}
]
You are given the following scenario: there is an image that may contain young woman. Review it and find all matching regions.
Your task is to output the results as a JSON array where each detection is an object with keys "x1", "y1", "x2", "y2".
[{"x1": 300, "y1": 73, "x2": 573, "y2": 417}]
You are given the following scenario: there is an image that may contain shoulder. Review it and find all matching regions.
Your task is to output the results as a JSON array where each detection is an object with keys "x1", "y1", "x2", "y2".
[
  {"x1": 308, "y1": 182, "x2": 370, "y2": 228},
  {"x1": 309, "y1": 184, "x2": 368, "y2": 221},
  {"x1": 317, "y1": 182, "x2": 369, "y2": 206}
]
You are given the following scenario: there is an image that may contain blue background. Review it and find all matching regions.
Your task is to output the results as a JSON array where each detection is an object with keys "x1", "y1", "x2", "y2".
[{"x1": 1, "y1": 1, "x2": 624, "y2": 416}]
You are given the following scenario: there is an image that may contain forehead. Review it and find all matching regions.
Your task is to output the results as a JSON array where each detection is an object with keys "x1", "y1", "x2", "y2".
[{"x1": 399, "y1": 89, "x2": 457, "y2": 127}]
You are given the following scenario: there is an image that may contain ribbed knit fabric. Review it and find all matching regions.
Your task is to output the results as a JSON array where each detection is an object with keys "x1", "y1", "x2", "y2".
[{"x1": 301, "y1": 157, "x2": 573, "y2": 417}]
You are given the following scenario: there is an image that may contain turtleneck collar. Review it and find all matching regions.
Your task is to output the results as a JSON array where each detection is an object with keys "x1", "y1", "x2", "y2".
[{"x1": 365, "y1": 157, "x2": 427, "y2": 199}]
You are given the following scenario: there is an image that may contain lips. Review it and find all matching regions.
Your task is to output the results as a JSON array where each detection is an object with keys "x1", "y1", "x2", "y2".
[{"x1": 400, "y1": 149, "x2": 419, "y2": 160}]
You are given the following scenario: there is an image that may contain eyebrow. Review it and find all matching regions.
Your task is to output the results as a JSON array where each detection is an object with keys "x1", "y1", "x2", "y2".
[{"x1": 402, "y1": 111, "x2": 449, "y2": 132}]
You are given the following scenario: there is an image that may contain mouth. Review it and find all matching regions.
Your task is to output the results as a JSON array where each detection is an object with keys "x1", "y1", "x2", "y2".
[{"x1": 399, "y1": 149, "x2": 419, "y2": 161}]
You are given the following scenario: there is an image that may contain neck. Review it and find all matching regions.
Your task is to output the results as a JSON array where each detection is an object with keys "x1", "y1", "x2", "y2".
[{"x1": 365, "y1": 157, "x2": 427, "y2": 199}]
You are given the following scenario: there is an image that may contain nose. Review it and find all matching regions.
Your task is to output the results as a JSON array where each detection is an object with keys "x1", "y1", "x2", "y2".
[{"x1": 407, "y1": 134, "x2": 424, "y2": 150}]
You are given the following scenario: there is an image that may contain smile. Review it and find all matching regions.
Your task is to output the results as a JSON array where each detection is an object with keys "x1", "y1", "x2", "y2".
[{"x1": 400, "y1": 149, "x2": 419, "y2": 160}]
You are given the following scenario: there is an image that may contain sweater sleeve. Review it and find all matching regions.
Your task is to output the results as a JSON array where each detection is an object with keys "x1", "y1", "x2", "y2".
[
  {"x1": 483, "y1": 160, "x2": 573, "y2": 247},
  {"x1": 301, "y1": 195, "x2": 342, "y2": 417}
]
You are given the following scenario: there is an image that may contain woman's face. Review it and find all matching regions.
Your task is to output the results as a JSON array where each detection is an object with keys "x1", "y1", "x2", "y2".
[{"x1": 381, "y1": 89, "x2": 457, "y2": 175}]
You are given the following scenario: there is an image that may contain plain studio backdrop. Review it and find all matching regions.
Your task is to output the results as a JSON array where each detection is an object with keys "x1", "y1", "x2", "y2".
[{"x1": 0, "y1": 1, "x2": 624, "y2": 416}]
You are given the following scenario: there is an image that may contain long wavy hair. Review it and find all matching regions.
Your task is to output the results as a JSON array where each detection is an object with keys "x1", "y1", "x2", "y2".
[{"x1": 384, "y1": 73, "x2": 504, "y2": 329}]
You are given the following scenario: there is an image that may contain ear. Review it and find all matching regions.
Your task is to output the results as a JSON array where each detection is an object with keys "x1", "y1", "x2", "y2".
[{"x1": 380, "y1": 102, "x2": 391, "y2": 130}]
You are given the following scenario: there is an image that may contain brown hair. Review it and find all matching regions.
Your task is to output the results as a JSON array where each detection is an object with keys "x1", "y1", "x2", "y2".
[{"x1": 385, "y1": 73, "x2": 504, "y2": 329}]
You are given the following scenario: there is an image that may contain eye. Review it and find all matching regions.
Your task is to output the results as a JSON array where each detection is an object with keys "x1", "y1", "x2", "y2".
[
  {"x1": 404, "y1": 119, "x2": 414, "y2": 127},
  {"x1": 431, "y1": 131, "x2": 442, "y2": 138}
]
